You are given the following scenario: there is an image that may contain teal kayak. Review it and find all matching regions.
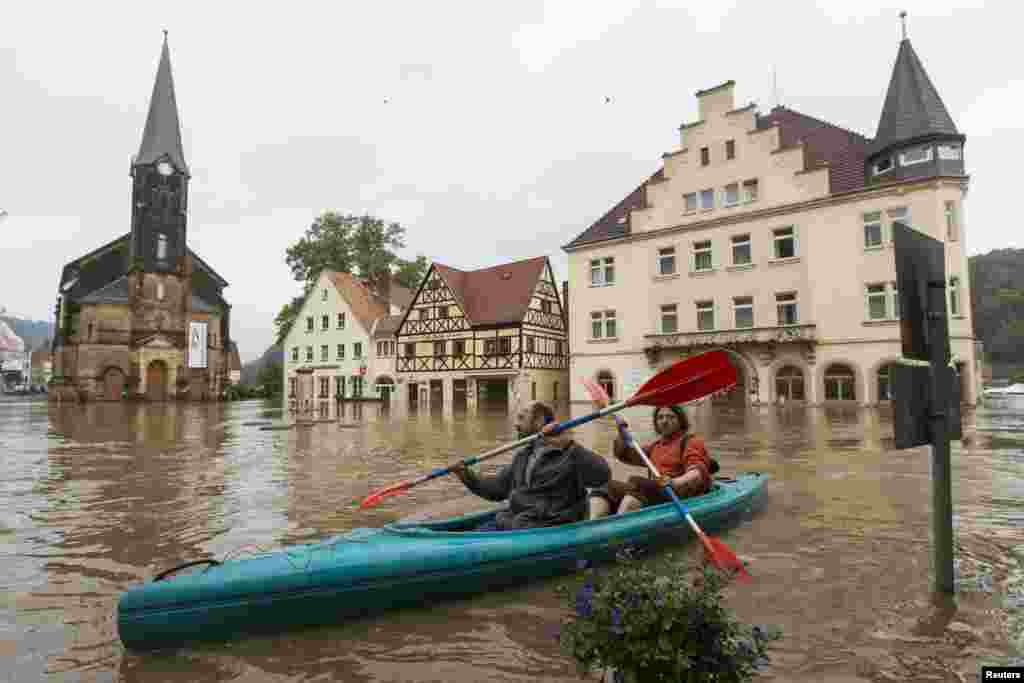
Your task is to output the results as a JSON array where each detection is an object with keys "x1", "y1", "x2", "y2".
[{"x1": 117, "y1": 472, "x2": 766, "y2": 649}]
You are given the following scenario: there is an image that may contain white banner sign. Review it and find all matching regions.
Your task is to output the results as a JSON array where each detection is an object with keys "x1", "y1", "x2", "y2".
[{"x1": 188, "y1": 321, "x2": 208, "y2": 369}]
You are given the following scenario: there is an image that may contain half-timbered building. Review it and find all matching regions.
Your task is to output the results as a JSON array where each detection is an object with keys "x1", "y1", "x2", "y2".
[{"x1": 395, "y1": 256, "x2": 568, "y2": 414}]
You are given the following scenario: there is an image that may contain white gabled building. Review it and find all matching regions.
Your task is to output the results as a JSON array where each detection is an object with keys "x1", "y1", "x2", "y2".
[{"x1": 282, "y1": 271, "x2": 411, "y2": 416}]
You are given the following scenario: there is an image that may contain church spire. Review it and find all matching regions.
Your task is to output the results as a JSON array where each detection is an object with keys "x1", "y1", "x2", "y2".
[
  {"x1": 135, "y1": 31, "x2": 189, "y2": 175},
  {"x1": 870, "y1": 25, "x2": 960, "y2": 157}
]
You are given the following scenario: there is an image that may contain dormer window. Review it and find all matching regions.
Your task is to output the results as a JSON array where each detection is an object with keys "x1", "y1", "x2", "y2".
[
  {"x1": 899, "y1": 146, "x2": 933, "y2": 166},
  {"x1": 938, "y1": 144, "x2": 962, "y2": 160},
  {"x1": 155, "y1": 233, "x2": 168, "y2": 260},
  {"x1": 872, "y1": 157, "x2": 894, "y2": 175}
]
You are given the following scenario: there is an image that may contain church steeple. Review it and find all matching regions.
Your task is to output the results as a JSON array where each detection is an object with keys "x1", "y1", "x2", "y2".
[
  {"x1": 867, "y1": 16, "x2": 965, "y2": 184},
  {"x1": 135, "y1": 31, "x2": 189, "y2": 175},
  {"x1": 129, "y1": 32, "x2": 189, "y2": 274}
]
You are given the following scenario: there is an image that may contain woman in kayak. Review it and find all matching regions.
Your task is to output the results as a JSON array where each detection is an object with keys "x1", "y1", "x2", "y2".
[
  {"x1": 450, "y1": 401, "x2": 611, "y2": 530},
  {"x1": 587, "y1": 405, "x2": 712, "y2": 519}
]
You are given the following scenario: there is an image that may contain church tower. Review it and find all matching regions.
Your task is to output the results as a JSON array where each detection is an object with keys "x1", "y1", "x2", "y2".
[
  {"x1": 129, "y1": 32, "x2": 190, "y2": 277},
  {"x1": 866, "y1": 14, "x2": 966, "y2": 185}
]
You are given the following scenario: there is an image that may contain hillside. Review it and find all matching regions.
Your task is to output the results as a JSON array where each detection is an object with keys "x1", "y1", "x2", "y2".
[
  {"x1": 241, "y1": 344, "x2": 283, "y2": 386},
  {"x1": 0, "y1": 316, "x2": 54, "y2": 352},
  {"x1": 968, "y1": 248, "x2": 1024, "y2": 369}
]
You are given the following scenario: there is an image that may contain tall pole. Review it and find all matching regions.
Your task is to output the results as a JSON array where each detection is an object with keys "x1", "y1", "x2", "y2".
[{"x1": 928, "y1": 280, "x2": 954, "y2": 594}]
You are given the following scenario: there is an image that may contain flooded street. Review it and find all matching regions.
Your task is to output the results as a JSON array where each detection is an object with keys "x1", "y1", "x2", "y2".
[{"x1": 2, "y1": 396, "x2": 1021, "y2": 682}]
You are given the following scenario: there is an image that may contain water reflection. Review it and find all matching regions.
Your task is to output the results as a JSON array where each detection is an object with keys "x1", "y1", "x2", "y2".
[{"x1": 0, "y1": 397, "x2": 1020, "y2": 681}]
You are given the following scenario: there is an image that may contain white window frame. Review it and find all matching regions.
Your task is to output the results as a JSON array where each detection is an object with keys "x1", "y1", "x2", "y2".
[
  {"x1": 691, "y1": 240, "x2": 713, "y2": 272},
  {"x1": 872, "y1": 156, "x2": 894, "y2": 175},
  {"x1": 354, "y1": 342, "x2": 363, "y2": 359},
  {"x1": 734, "y1": 296, "x2": 753, "y2": 329},
  {"x1": 291, "y1": 347, "x2": 299, "y2": 362},
  {"x1": 306, "y1": 316, "x2": 314, "y2": 333},
  {"x1": 657, "y1": 246, "x2": 676, "y2": 276},
  {"x1": 865, "y1": 283, "x2": 888, "y2": 320},
  {"x1": 660, "y1": 304, "x2": 678, "y2": 334},
  {"x1": 684, "y1": 192, "x2": 698, "y2": 213},
  {"x1": 305, "y1": 346, "x2": 313, "y2": 362},
  {"x1": 590, "y1": 310, "x2": 617, "y2": 339},
  {"x1": 863, "y1": 211, "x2": 883, "y2": 249},
  {"x1": 321, "y1": 314, "x2": 329, "y2": 331},
  {"x1": 938, "y1": 144, "x2": 962, "y2": 160},
  {"x1": 321, "y1": 288, "x2": 328, "y2": 301},
  {"x1": 742, "y1": 179, "x2": 758, "y2": 203},
  {"x1": 776, "y1": 292, "x2": 798, "y2": 326},
  {"x1": 590, "y1": 257, "x2": 615, "y2": 286},
  {"x1": 723, "y1": 182, "x2": 740, "y2": 207},
  {"x1": 696, "y1": 300, "x2": 715, "y2": 331},
  {"x1": 731, "y1": 233, "x2": 751, "y2": 265},
  {"x1": 772, "y1": 226, "x2": 797, "y2": 260},
  {"x1": 337, "y1": 312, "x2": 346, "y2": 329},
  {"x1": 949, "y1": 277, "x2": 961, "y2": 317},
  {"x1": 890, "y1": 281, "x2": 900, "y2": 319},
  {"x1": 337, "y1": 343, "x2": 345, "y2": 360},
  {"x1": 725, "y1": 139, "x2": 736, "y2": 160},
  {"x1": 700, "y1": 188, "x2": 715, "y2": 211},
  {"x1": 945, "y1": 201, "x2": 958, "y2": 241},
  {"x1": 899, "y1": 146, "x2": 933, "y2": 166}
]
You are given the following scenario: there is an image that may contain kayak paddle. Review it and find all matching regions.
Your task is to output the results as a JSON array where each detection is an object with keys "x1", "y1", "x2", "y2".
[
  {"x1": 582, "y1": 376, "x2": 750, "y2": 581},
  {"x1": 358, "y1": 350, "x2": 737, "y2": 509}
]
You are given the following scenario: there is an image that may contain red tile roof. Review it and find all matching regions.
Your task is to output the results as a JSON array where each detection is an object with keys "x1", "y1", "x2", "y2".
[
  {"x1": 328, "y1": 272, "x2": 390, "y2": 334},
  {"x1": 431, "y1": 257, "x2": 548, "y2": 327}
]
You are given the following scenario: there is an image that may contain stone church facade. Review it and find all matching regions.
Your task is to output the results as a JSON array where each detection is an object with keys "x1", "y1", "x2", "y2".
[{"x1": 49, "y1": 34, "x2": 233, "y2": 402}]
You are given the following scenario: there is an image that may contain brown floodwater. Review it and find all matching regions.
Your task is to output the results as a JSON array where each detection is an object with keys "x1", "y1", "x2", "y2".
[{"x1": 1, "y1": 395, "x2": 1021, "y2": 682}]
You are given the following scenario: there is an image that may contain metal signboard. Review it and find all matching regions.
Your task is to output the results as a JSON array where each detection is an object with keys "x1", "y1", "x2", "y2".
[{"x1": 188, "y1": 321, "x2": 208, "y2": 369}]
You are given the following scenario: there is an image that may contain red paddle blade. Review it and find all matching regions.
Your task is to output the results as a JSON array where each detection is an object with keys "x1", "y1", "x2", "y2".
[
  {"x1": 632, "y1": 362, "x2": 737, "y2": 408},
  {"x1": 359, "y1": 481, "x2": 411, "y2": 509},
  {"x1": 632, "y1": 350, "x2": 732, "y2": 402},
  {"x1": 702, "y1": 536, "x2": 751, "y2": 581}
]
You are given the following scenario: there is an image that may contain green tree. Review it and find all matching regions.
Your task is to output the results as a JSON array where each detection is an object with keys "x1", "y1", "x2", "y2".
[
  {"x1": 256, "y1": 361, "x2": 283, "y2": 397},
  {"x1": 275, "y1": 212, "x2": 428, "y2": 343}
]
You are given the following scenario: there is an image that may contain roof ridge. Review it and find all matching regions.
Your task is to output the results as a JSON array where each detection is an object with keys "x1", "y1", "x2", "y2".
[{"x1": 766, "y1": 106, "x2": 871, "y2": 142}]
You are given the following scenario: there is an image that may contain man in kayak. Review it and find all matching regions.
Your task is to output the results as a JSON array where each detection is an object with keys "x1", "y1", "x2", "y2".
[
  {"x1": 450, "y1": 401, "x2": 611, "y2": 530},
  {"x1": 587, "y1": 405, "x2": 712, "y2": 519}
]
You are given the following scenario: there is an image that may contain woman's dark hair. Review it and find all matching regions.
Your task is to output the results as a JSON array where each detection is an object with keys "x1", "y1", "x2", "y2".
[
  {"x1": 652, "y1": 404, "x2": 689, "y2": 432},
  {"x1": 531, "y1": 402, "x2": 555, "y2": 425}
]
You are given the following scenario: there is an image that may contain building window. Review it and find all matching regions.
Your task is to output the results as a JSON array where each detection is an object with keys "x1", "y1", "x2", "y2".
[
  {"x1": 434, "y1": 340, "x2": 446, "y2": 356},
  {"x1": 526, "y1": 336, "x2": 535, "y2": 353},
  {"x1": 555, "y1": 340, "x2": 563, "y2": 356},
  {"x1": 306, "y1": 316, "x2": 314, "y2": 332},
  {"x1": 484, "y1": 339, "x2": 497, "y2": 355},
  {"x1": 352, "y1": 377, "x2": 363, "y2": 397},
  {"x1": 553, "y1": 381, "x2": 559, "y2": 402},
  {"x1": 938, "y1": 144, "x2": 962, "y2": 160},
  {"x1": 723, "y1": 183, "x2": 739, "y2": 207},
  {"x1": 419, "y1": 308, "x2": 429, "y2": 320},
  {"x1": 700, "y1": 188, "x2": 714, "y2": 211},
  {"x1": 945, "y1": 201, "x2": 958, "y2": 241},
  {"x1": 336, "y1": 376, "x2": 345, "y2": 398},
  {"x1": 156, "y1": 233, "x2": 168, "y2": 261},
  {"x1": 824, "y1": 364, "x2": 856, "y2": 400},
  {"x1": 291, "y1": 347, "x2": 299, "y2": 362},
  {"x1": 657, "y1": 247, "x2": 676, "y2": 276},
  {"x1": 731, "y1": 234, "x2": 751, "y2": 265},
  {"x1": 321, "y1": 315, "x2": 329, "y2": 331},
  {"x1": 288, "y1": 377, "x2": 296, "y2": 398},
  {"x1": 684, "y1": 192, "x2": 698, "y2": 213},
  {"x1": 305, "y1": 346, "x2": 313, "y2": 362},
  {"x1": 404, "y1": 343, "x2": 415, "y2": 357},
  {"x1": 877, "y1": 364, "x2": 894, "y2": 401},
  {"x1": 337, "y1": 313, "x2": 345, "y2": 329},
  {"x1": 692, "y1": 240, "x2": 713, "y2": 272},
  {"x1": 891, "y1": 282, "x2": 900, "y2": 319},
  {"x1": 899, "y1": 146, "x2": 933, "y2": 166},
  {"x1": 864, "y1": 211, "x2": 883, "y2": 249},
  {"x1": 660, "y1": 304, "x2": 678, "y2": 334},
  {"x1": 320, "y1": 345, "x2": 329, "y2": 362},
  {"x1": 742, "y1": 179, "x2": 758, "y2": 203},
  {"x1": 438, "y1": 306, "x2": 449, "y2": 318},
  {"x1": 376, "y1": 341, "x2": 386, "y2": 356},
  {"x1": 950, "y1": 276, "x2": 961, "y2": 316},
  {"x1": 888, "y1": 207, "x2": 910, "y2": 228},
  {"x1": 500, "y1": 337, "x2": 512, "y2": 354},
  {"x1": 319, "y1": 377, "x2": 330, "y2": 398},
  {"x1": 773, "y1": 227, "x2": 796, "y2": 259},
  {"x1": 541, "y1": 299, "x2": 552, "y2": 314},
  {"x1": 321, "y1": 288, "x2": 328, "y2": 301},
  {"x1": 696, "y1": 300, "x2": 714, "y2": 331},
  {"x1": 776, "y1": 292, "x2": 798, "y2": 325},
  {"x1": 873, "y1": 157, "x2": 894, "y2": 175},
  {"x1": 353, "y1": 342, "x2": 363, "y2": 358},
  {"x1": 734, "y1": 297, "x2": 753, "y2": 329},
  {"x1": 700, "y1": 147, "x2": 709, "y2": 166},
  {"x1": 775, "y1": 366, "x2": 805, "y2": 401},
  {"x1": 590, "y1": 257, "x2": 615, "y2": 286},
  {"x1": 725, "y1": 139, "x2": 735, "y2": 160},
  {"x1": 597, "y1": 370, "x2": 616, "y2": 401},
  {"x1": 591, "y1": 310, "x2": 617, "y2": 339},
  {"x1": 531, "y1": 381, "x2": 537, "y2": 401},
  {"x1": 337, "y1": 344, "x2": 345, "y2": 360},
  {"x1": 454, "y1": 339, "x2": 465, "y2": 357},
  {"x1": 866, "y1": 283, "x2": 888, "y2": 320}
]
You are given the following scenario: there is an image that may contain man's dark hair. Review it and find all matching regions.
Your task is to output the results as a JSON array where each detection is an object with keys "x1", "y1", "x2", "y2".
[
  {"x1": 652, "y1": 404, "x2": 689, "y2": 432},
  {"x1": 531, "y1": 402, "x2": 555, "y2": 425}
]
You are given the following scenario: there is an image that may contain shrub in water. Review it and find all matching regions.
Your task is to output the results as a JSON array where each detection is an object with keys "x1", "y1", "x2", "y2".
[{"x1": 558, "y1": 550, "x2": 780, "y2": 682}]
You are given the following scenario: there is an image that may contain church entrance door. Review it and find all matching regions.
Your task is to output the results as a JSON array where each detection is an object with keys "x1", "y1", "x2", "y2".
[
  {"x1": 146, "y1": 360, "x2": 168, "y2": 401},
  {"x1": 103, "y1": 367, "x2": 125, "y2": 401}
]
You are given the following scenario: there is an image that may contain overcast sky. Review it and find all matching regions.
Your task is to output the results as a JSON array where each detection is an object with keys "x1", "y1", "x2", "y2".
[{"x1": 2, "y1": 1, "x2": 1019, "y2": 361}]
